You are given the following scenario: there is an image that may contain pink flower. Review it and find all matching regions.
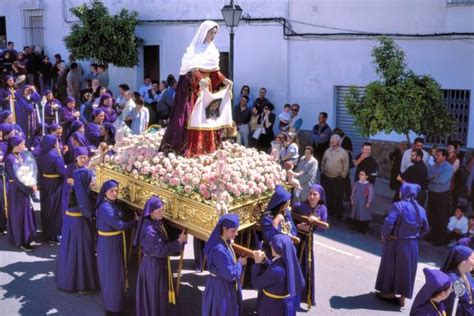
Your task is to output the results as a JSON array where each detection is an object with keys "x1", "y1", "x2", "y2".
[{"x1": 184, "y1": 185, "x2": 192, "y2": 193}]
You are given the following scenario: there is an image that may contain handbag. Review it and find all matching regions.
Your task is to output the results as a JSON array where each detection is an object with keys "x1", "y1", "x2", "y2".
[{"x1": 252, "y1": 127, "x2": 263, "y2": 140}]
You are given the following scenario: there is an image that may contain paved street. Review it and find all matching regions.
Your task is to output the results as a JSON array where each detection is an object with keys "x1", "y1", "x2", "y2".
[{"x1": 0, "y1": 201, "x2": 448, "y2": 316}]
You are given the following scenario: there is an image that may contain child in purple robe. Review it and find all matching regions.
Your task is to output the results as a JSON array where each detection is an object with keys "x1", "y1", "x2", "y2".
[
  {"x1": 56, "y1": 148, "x2": 98, "y2": 292},
  {"x1": 134, "y1": 195, "x2": 188, "y2": 316},
  {"x1": 374, "y1": 183, "x2": 429, "y2": 307},
  {"x1": 252, "y1": 234, "x2": 305, "y2": 316},
  {"x1": 440, "y1": 245, "x2": 474, "y2": 315},
  {"x1": 36, "y1": 134, "x2": 66, "y2": 244},
  {"x1": 5, "y1": 136, "x2": 37, "y2": 251},
  {"x1": 202, "y1": 214, "x2": 246, "y2": 316},
  {"x1": 96, "y1": 179, "x2": 137, "y2": 313},
  {"x1": 410, "y1": 268, "x2": 452, "y2": 316},
  {"x1": 292, "y1": 184, "x2": 328, "y2": 307}
]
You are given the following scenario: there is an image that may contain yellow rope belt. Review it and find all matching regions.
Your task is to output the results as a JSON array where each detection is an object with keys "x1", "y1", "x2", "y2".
[
  {"x1": 8, "y1": 179, "x2": 14, "y2": 182},
  {"x1": 263, "y1": 289, "x2": 290, "y2": 299},
  {"x1": 98, "y1": 230, "x2": 128, "y2": 289},
  {"x1": 167, "y1": 257, "x2": 176, "y2": 305},
  {"x1": 65, "y1": 211, "x2": 83, "y2": 217},
  {"x1": 42, "y1": 174, "x2": 60, "y2": 178}
]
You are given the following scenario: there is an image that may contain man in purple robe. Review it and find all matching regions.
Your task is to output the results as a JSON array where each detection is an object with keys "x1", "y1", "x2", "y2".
[
  {"x1": 202, "y1": 214, "x2": 246, "y2": 316},
  {"x1": 60, "y1": 96, "x2": 80, "y2": 144},
  {"x1": 36, "y1": 134, "x2": 66, "y2": 244},
  {"x1": 5, "y1": 135, "x2": 37, "y2": 251},
  {"x1": 374, "y1": 183, "x2": 429, "y2": 307},
  {"x1": 16, "y1": 85, "x2": 40, "y2": 147},
  {"x1": 0, "y1": 76, "x2": 19, "y2": 112},
  {"x1": 252, "y1": 234, "x2": 305, "y2": 316},
  {"x1": 43, "y1": 90, "x2": 62, "y2": 125},
  {"x1": 56, "y1": 147, "x2": 98, "y2": 292},
  {"x1": 96, "y1": 179, "x2": 137, "y2": 313},
  {"x1": 134, "y1": 196, "x2": 187, "y2": 316},
  {"x1": 0, "y1": 124, "x2": 11, "y2": 234}
]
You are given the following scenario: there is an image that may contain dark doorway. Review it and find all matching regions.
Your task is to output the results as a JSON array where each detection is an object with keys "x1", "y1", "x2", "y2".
[
  {"x1": 144, "y1": 45, "x2": 160, "y2": 82},
  {"x1": 219, "y1": 52, "x2": 229, "y2": 78},
  {"x1": 0, "y1": 17, "x2": 6, "y2": 48}
]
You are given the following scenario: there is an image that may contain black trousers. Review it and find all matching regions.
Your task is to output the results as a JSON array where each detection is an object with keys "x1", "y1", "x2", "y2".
[
  {"x1": 427, "y1": 190, "x2": 451, "y2": 245},
  {"x1": 322, "y1": 175, "x2": 345, "y2": 220}
]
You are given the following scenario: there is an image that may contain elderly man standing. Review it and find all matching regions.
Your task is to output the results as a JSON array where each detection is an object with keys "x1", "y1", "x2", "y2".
[
  {"x1": 427, "y1": 149, "x2": 453, "y2": 246},
  {"x1": 294, "y1": 146, "x2": 319, "y2": 202},
  {"x1": 321, "y1": 134, "x2": 350, "y2": 221}
]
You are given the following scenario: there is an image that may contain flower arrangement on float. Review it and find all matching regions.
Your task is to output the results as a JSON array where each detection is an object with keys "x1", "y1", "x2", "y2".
[{"x1": 103, "y1": 129, "x2": 285, "y2": 212}]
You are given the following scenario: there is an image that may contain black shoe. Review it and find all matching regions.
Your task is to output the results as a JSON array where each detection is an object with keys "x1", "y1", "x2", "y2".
[
  {"x1": 20, "y1": 243, "x2": 34, "y2": 252},
  {"x1": 48, "y1": 237, "x2": 60, "y2": 245}
]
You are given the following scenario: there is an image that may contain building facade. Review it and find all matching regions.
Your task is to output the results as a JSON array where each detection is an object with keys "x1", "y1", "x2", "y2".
[{"x1": 1, "y1": 0, "x2": 473, "y2": 147}]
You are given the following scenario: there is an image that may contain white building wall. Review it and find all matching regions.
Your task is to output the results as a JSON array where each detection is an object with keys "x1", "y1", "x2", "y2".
[{"x1": 1, "y1": 0, "x2": 473, "y2": 146}]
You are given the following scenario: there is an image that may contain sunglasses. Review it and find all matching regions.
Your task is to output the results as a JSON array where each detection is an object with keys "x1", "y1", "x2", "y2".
[{"x1": 291, "y1": 109, "x2": 299, "y2": 112}]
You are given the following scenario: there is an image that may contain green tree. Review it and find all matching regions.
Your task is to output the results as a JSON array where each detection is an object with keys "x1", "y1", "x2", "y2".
[
  {"x1": 345, "y1": 37, "x2": 456, "y2": 144},
  {"x1": 64, "y1": 0, "x2": 142, "y2": 68}
]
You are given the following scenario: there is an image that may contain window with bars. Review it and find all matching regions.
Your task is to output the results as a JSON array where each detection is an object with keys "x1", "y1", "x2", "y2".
[
  {"x1": 426, "y1": 89, "x2": 471, "y2": 146},
  {"x1": 21, "y1": 9, "x2": 44, "y2": 48}
]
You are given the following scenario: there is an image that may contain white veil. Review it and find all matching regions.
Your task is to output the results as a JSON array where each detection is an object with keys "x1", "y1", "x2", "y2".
[{"x1": 179, "y1": 20, "x2": 220, "y2": 75}]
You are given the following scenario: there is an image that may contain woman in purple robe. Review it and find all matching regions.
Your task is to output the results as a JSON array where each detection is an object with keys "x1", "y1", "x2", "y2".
[
  {"x1": 96, "y1": 179, "x2": 137, "y2": 313},
  {"x1": 36, "y1": 134, "x2": 66, "y2": 244},
  {"x1": 202, "y1": 214, "x2": 246, "y2": 316},
  {"x1": 60, "y1": 96, "x2": 79, "y2": 144},
  {"x1": 260, "y1": 185, "x2": 299, "y2": 259},
  {"x1": 0, "y1": 76, "x2": 19, "y2": 111},
  {"x1": 98, "y1": 94, "x2": 117, "y2": 124},
  {"x1": 16, "y1": 85, "x2": 40, "y2": 147},
  {"x1": 292, "y1": 184, "x2": 328, "y2": 307},
  {"x1": 43, "y1": 90, "x2": 62, "y2": 125},
  {"x1": 410, "y1": 268, "x2": 452, "y2": 316},
  {"x1": 1, "y1": 110, "x2": 25, "y2": 137},
  {"x1": 0, "y1": 123, "x2": 12, "y2": 234},
  {"x1": 374, "y1": 183, "x2": 429, "y2": 307},
  {"x1": 134, "y1": 195, "x2": 188, "y2": 316},
  {"x1": 252, "y1": 234, "x2": 305, "y2": 316},
  {"x1": 86, "y1": 108, "x2": 106, "y2": 148},
  {"x1": 56, "y1": 147, "x2": 98, "y2": 292},
  {"x1": 64, "y1": 121, "x2": 88, "y2": 164},
  {"x1": 5, "y1": 135, "x2": 37, "y2": 251},
  {"x1": 440, "y1": 245, "x2": 474, "y2": 315}
]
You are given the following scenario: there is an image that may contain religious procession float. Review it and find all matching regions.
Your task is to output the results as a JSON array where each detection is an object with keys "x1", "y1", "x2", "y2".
[{"x1": 95, "y1": 127, "x2": 285, "y2": 242}]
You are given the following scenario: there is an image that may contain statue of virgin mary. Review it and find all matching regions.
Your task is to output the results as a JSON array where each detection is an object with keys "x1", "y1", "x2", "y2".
[{"x1": 159, "y1": 20, "x2": 233, "y2": 157}]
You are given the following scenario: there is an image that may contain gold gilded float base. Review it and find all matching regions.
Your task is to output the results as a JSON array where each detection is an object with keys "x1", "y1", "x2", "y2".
[{"x1": 94, "y1": 165, "x2": 271, "y2": 241}]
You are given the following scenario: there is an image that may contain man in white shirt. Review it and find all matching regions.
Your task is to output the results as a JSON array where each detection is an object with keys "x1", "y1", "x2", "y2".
[
  {"x1": 400, "y1": 137, "x2": 429, "y2": 173},
  {"x1": 138, "y1": 76, "x2": 152, "y2": 97},
  {"x1": 130, "y1": 93, "x2": 149, "y2": 135}
]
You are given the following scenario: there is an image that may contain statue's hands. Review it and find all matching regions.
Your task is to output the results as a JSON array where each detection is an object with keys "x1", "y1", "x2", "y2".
[
  {"x1": 223, "y1": 79, "x2": 233, "y2": 87},
  {"x1": 199, "y1": 78, "x2": 209, "y2": 89}
]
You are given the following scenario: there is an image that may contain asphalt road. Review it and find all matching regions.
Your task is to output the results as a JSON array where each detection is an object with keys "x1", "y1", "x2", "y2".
[{"x1": 0, "y1": 208, "x2": 449, "y2": 316}]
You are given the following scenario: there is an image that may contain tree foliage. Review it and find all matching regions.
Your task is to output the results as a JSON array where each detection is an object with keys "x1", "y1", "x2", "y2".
[
  {"x1": 345, "y1": 37, "x2": 456, "y2": 143},
  {"x1": 64, "y1": 0, "x2": 142, "y2": 68}
]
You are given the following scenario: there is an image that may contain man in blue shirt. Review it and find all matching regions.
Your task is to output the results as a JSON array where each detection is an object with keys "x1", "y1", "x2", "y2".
[{"x1": 427, "y1": 148, "x2": 453, "y2": 246}]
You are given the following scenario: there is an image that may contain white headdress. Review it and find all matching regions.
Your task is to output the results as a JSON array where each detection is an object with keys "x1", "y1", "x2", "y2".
[{"x1": 179, "y1": 20, "x2": 220, "y2": 75}]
